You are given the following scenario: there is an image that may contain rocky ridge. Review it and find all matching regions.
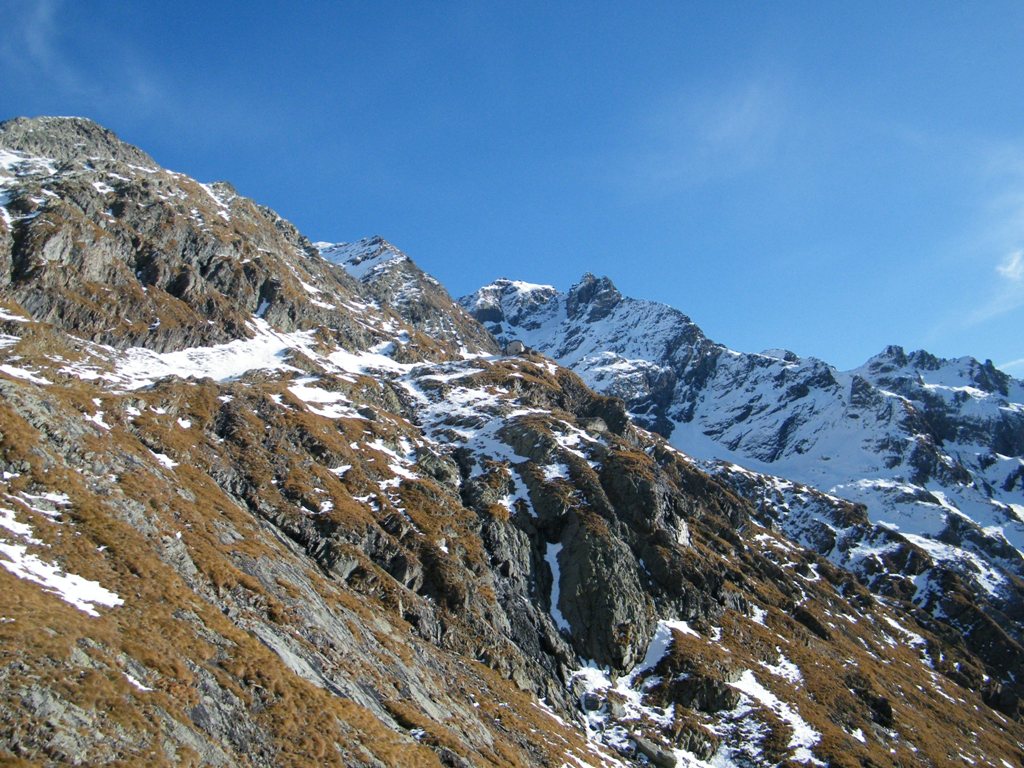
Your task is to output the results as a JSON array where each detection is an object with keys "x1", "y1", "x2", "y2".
[
  {"x1": 318, "y1": 236, "x2": 499, "y2": 355},
  {"x1": 0, "y1": 117, "x2": 1021, "y2": 767}
]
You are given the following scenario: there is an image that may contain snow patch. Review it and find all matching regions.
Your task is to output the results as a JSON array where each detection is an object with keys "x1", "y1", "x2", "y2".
[
  {"x1": 731, "y1": 670, "x2": 822, "y2": 764},
  {"x1": 545, "y1": 541, "x2": 570, "y2": 633},
  {"x1": 150, "y1": 451, "x2": 178, "y2": 469}
]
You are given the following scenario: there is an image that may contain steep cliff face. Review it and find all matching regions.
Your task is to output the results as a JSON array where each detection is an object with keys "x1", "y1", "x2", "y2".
[{"x1": 1, "y1": 117, "x2": 1022, "y2": 768}]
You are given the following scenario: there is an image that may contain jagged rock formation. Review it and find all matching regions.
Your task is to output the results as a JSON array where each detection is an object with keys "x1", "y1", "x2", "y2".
[
  {"x1": 1, "y1": 117, "x2": 1022, "y2": 767},
  {"x1": 463, "y1": 273, "x2": 1024, "y2": 710}
]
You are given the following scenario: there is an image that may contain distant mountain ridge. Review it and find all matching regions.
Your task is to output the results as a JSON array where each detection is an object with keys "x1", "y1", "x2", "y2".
[{"x1": 462, "y1": 274, "x2": 1024, "y2": 665}]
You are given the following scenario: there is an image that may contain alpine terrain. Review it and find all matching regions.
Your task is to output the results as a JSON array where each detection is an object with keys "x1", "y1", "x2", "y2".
[
  {"x1": 462, "y1": 276, "x2": 1024, "y2": 712},
  {"x1": 0, "y1": 116, "x2": 1021, "y2": 767}
]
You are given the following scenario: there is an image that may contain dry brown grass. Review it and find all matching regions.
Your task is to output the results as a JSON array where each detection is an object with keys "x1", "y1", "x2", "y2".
[{"x1": 2, "y1": 307, "x2": 1022, "y2": 768}]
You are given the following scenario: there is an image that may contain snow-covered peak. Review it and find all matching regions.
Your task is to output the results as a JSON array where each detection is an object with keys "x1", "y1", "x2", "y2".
[
  {"x1": 464, "y1": 269, "x2": 1024, "y2": 650},
  {"x1": 464, "y1": 273, "x2": 627, "y2": 329},
  {"x1": 460, "y1": 277, "x2": 559, "y2": 329},
  {"x1": 318, "y1": 236, "x2": 409, "y2": 281},
  {"x1": 856, "y1": 345, "x2": 1021, "y2": 400},
  {"x1": 462, "y1": 274, "x2": 715, "y2": 436}
]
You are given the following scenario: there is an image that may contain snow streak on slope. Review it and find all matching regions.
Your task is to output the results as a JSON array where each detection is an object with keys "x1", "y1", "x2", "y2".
[
  {"x1": 571, "y1": 620, "x2": 825, "y2": 767},
  {"x1": 53, "y1": 319, "x2": 412, "y2": 390},
  {"x1": 0, "y1": 491, "x2": 122, "y2": 616}
]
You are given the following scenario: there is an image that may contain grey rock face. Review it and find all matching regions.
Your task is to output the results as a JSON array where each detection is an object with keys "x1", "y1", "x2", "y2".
[
  {"x1": 557, "y1": 512, "x2": 655, "y2": 669},
  {"x1": 0, "y1": 116, "x2": 158, "y2": 167},
  {"x1": 0, "y1": 117, "x2": 402, "y2": 357},
  {"x1": 566, "y1": 273, "x2": 622, "y2": 323}
]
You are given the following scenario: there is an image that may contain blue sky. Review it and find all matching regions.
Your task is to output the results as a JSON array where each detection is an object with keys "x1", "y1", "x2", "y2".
[{"x1": 3, "y1": 1, "x2": 1024, "y2": 373}]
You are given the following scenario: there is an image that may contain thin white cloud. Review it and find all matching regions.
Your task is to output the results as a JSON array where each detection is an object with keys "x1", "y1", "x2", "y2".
[
  {"x1": 627, "y1": 73, "x2": 788, "y2": 192},
  {"x1": 693, "y1": 79, "x2": 784, "y2": 156},
  {"x1": 998, "y1": 357, "x2": 1024, "y2": 374},
  {"x1": 952, "y1": 142, "x2": 1024, "y2": 327},
  {"x1": 964, "y1": 252, "x2": 1024, "y2": 325},
  {"x1": 0, "y1": 0, "x2": 164, "y2": 114},
  {"x1": 966, "y1": 292, "x2": 1024, "y2": 326},
  {"x1": 22, "y1": 0, "x2": 62, "y2": 72},
  {"x1": 997, "y1": 250, "x2": 1024, "y2": 282},
  {"x1": 0, "y1": 0, "x2": 84, "y2": 94}
]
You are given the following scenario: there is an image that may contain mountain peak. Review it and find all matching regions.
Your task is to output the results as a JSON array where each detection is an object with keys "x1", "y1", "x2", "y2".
[
  {"x1": 566, "y1": 272, "x2": 622, "y2": 322},
  {"x1": 0, "y1": 115, "x2": 157, "y2": 167},
  {"x1": 318, "y1": 236, "x2": 408, "y2": 280},
  {"x1": 858, "y1": 344, "x2": 1017, "y2": 393},
  {"x1": 316, "y1": 237, "x2": 499, "y2": 353},
  {"x1": 459, "y1": 278, "x2": 559, "y2": 329}
]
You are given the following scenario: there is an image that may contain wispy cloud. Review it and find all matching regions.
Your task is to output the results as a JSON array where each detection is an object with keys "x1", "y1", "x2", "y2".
[
  {"x1": 1, "y1": 0, "x2": 84, "y2": 94},
  {"x1": 999, "y1": 357, "x2": 1024, "y2": 374},
  {"x1": 962, "y1": 248, "x2": 1024, "y2": 326},
  {"x1": 966, "y1": 286, "x2": 1024, "y2": 326},
  {"x1": 627, "y1": 73, "x2": 788, "y2": 193},
  {"x1": 950, "y1": 142, "x2": 1024, "y2": 328},
  {"x1": 697, "y1": 78, "x2": 784, "y2": 161},
  {"x1": 916, "y1": 137, "x2": 1024, "y2": 358},
  {"x1": 0, "y1": 0, "x2": 164, "y2": 115},
  {"x1": 997, "y1": 250, "x2": 1024, "y2": 282}
]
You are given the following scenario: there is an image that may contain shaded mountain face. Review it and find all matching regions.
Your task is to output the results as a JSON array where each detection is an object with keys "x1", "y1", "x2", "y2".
[{"x1": 0, "y1": 117, "x2": 1022, "y2": 768}]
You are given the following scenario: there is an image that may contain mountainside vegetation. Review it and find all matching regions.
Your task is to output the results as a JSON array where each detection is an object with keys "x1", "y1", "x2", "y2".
[{"x1": 0, "y1": 117, "x2": 1021, "y2": 767}]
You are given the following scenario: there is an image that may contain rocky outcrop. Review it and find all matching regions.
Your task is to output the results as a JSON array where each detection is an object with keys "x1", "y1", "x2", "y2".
[
  {"x1": 0, "y1": 116, "x2": 158, "y2": 166},
  {"x1": 0, "y1": 117, "x2": 464, "y2": 364}
]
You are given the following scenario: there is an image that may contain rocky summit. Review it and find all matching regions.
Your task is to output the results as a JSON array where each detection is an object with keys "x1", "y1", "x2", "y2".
[{"x1": 0, "y1": 117, "x2": 1021, "y2": 768}]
